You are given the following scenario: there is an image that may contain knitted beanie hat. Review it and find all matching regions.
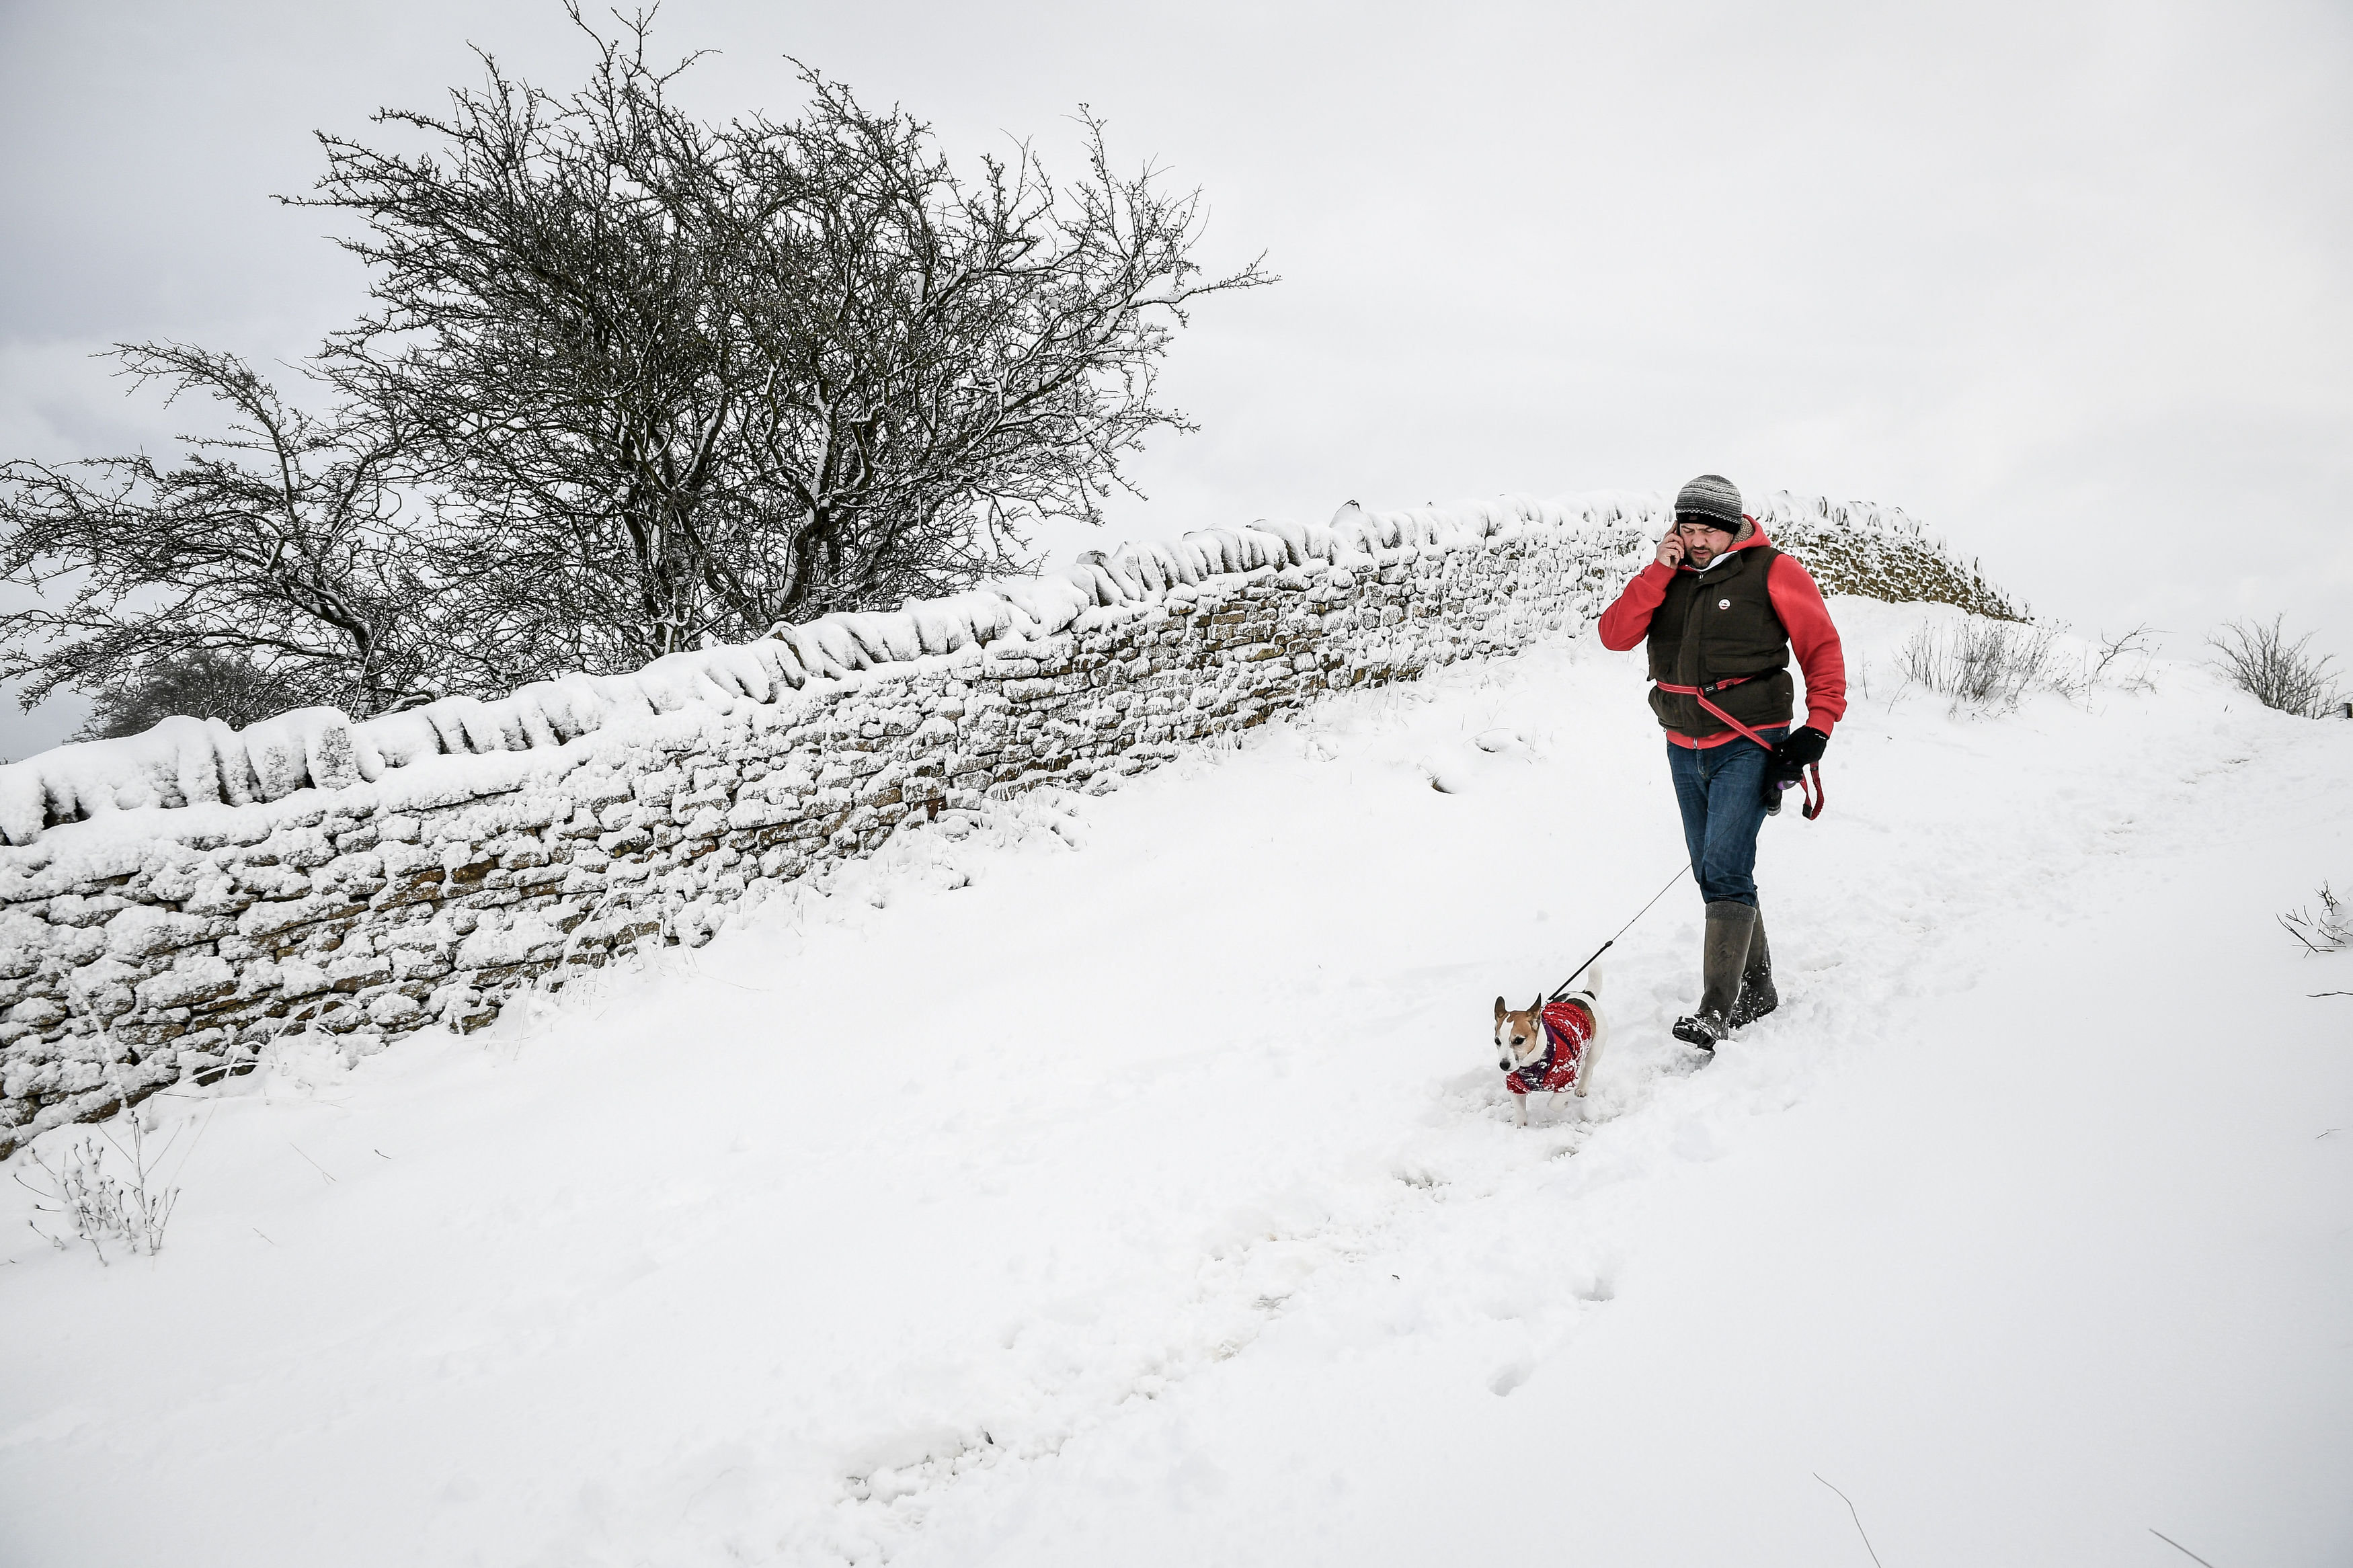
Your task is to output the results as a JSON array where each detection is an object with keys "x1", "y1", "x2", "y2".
[{"x1": 1674, "y1": 474, "x2": 1743, "y2": 530}]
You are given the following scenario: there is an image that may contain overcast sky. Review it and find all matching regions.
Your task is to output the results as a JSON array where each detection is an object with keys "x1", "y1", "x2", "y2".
[{"x1": 3, "y1": 0, "x2": 2348, "y2": 756}]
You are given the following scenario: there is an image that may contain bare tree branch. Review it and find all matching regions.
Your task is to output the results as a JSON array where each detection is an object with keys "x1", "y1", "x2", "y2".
[{"x1": 0, "y1": 345, "x2": 445, "y2": 721}]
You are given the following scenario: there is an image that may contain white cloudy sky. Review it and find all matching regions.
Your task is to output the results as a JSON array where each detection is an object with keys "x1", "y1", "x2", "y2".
[{"x1": 3, "y1": 0, "x2": 2348, "y2": 754}]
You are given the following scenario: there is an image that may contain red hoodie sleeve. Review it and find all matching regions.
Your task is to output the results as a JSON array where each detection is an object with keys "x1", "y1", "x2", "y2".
[
  {"x1": 1597, "y1": 560, "x2": 1675, "y2": 651},
  {"x1": 1767, "y1": 554, "x2": 1847, "y2": 735}
]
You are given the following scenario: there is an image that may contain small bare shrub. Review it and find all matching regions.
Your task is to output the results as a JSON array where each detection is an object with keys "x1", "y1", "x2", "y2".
[
  {"x1": 15, "y1": 1113, "x2": 180, "y2": 1264},
  {"x1": 1899, "y1": 618, "x2": 2069, "y2": 710},
  {"x1": 2280, "y1": 883, "x2": 2350, "y2": 955},
  {"x1": 2086, "y1": 624, "x2": 2159, "y2": 694},
  {"x1": 2210, "y1": 617, "x2": 2342, "y2": 718}
]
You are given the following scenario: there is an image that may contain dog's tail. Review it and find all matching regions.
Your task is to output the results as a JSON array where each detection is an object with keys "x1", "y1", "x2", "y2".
[{"x1": 1576, "y1": 960, "x2": 1604, "y2": 998}]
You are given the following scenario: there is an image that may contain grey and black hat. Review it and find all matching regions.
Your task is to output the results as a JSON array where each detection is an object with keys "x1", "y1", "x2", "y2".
[
  {"x1": 1674, "y1": 474, "x2": 1744, "y2": 532},
  {"x1": 1675, "y1": 474, "x2": 1751, "y2": 542}
]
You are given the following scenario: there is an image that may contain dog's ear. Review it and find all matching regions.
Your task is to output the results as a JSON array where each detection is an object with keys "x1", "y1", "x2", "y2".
[
  {"x1": 1529, "y1": 994, "x2": 1542, "y2": 1016},
  {"x1": 1494, "y1": 995, "x2": 1507, "y2": 1021}
]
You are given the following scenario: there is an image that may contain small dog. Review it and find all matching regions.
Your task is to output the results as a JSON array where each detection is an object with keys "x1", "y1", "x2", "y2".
[{"x1": 1493, "y1": 971, "x2": 1608, "y2": 1127}]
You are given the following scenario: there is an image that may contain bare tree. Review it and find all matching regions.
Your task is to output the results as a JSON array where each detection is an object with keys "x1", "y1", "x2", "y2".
[
  {"x1": 0, "y1": 343, "x2": 444, "y2": 721},
  {"x1": 75, "y1": 648, "x2": 294, "y2": 739},
  {"x1": 0, "y1": 9, "x2": 1267, "y2": 737},
  {"x1": 306, "y1": 7, "x2": 1271, "y2": 677}
]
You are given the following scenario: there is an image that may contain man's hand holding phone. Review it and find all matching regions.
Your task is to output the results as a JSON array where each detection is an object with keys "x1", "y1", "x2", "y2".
[{"x1": 1655, "y1": 529, "x2": 1686, "y2": 569}]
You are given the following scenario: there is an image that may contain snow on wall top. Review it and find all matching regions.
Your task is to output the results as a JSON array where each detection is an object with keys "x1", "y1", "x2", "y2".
[{"x1": 0, "y1": 489, "x2": 1972, "y2": 847}]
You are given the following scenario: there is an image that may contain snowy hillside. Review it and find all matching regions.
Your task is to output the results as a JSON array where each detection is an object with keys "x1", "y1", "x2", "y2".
[{"x1": 3, "y1": 598, "x2": 2347, "y2": 1567}]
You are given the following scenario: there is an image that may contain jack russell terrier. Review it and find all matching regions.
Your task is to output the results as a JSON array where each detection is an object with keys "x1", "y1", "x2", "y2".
[{"x1": 1493, "y1": 972, "x2": 1607, "y2": 1127}]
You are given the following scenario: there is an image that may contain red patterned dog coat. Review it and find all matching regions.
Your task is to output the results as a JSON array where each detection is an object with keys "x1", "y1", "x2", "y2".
[{"x1": 1505, "y1": 998, "x2": 1594, "y2": 1096}]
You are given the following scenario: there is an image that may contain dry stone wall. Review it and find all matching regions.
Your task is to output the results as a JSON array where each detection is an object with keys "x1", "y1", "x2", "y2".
[
  {"x1": 0, "y1": 489, "x2": 1999, "y2": 1157},
  {"x1": 1765, "y1": 493, "x2": 2024, "y2": 622}
]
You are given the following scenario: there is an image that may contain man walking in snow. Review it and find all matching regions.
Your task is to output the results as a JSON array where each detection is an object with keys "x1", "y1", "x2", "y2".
[{"x1": 1597, "y1": 474, "x2": 1847, "y2": 1051}]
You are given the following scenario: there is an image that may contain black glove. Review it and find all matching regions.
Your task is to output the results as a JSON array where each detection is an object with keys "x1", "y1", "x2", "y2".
[{"x1": 1769, "y1": 725, "x2": 1829, "y2": 784}]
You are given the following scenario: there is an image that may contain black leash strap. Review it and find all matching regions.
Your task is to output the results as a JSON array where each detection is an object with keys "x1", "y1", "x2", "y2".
[{"x1": 1546, "y1": 862, "x2": 1691, "y2": 1001}]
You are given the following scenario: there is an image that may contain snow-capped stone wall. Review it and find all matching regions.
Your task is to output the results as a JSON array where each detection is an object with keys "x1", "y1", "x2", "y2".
[{"x1": 0, "y1": 489, "x2": 2005, "y2": 1155}]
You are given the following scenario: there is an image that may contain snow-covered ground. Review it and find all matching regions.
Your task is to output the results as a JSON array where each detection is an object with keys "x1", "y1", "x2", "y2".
[{"x1": 4, "y1": 599, "x2": 2347, "y2": 1568}]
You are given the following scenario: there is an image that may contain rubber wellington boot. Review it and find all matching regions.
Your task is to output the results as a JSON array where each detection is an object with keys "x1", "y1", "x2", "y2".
[
  {"x1": 1672, "y1": 901, "x2": 1757, "y2": 1052},
  {"x1": 1728, "y1": 912, "x2": 1778, "y2": 1028}
]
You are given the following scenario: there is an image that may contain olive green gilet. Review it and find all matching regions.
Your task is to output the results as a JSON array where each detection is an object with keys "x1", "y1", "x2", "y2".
[{"x1": 1644, "y1": 544, "x2": 1796, "y2": 741}]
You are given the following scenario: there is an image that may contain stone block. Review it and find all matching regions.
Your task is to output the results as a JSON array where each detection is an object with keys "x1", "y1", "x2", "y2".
[
  {"x1": 134, "y1": 957, "x2": 236, "y2": 1012},
  {"x1": 366, "y1": 991, "x2": 426, "y2": 1027},
  {"x1": 327, "y1": 952, "x2": 395, "y2": 992}
]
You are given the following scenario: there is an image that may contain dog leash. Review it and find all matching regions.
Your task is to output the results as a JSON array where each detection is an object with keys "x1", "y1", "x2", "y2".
[
  {"x1": 1652, "y1": 675, "x2": 1826, "y2": 821},
  {"x1": 1546, "y1": 861, "x2": 1691, "y2": 1001}
]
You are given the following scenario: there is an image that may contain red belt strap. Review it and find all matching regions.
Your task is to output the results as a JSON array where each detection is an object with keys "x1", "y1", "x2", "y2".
[{"x1": 1654, "y1": 675, "x2": 1825, "y2": 821}]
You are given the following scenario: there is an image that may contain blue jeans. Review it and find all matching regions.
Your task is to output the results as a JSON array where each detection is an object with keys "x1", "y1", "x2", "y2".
[{"x1": 1667, "y1": 728, "x2": 1785, "y2": 907}]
